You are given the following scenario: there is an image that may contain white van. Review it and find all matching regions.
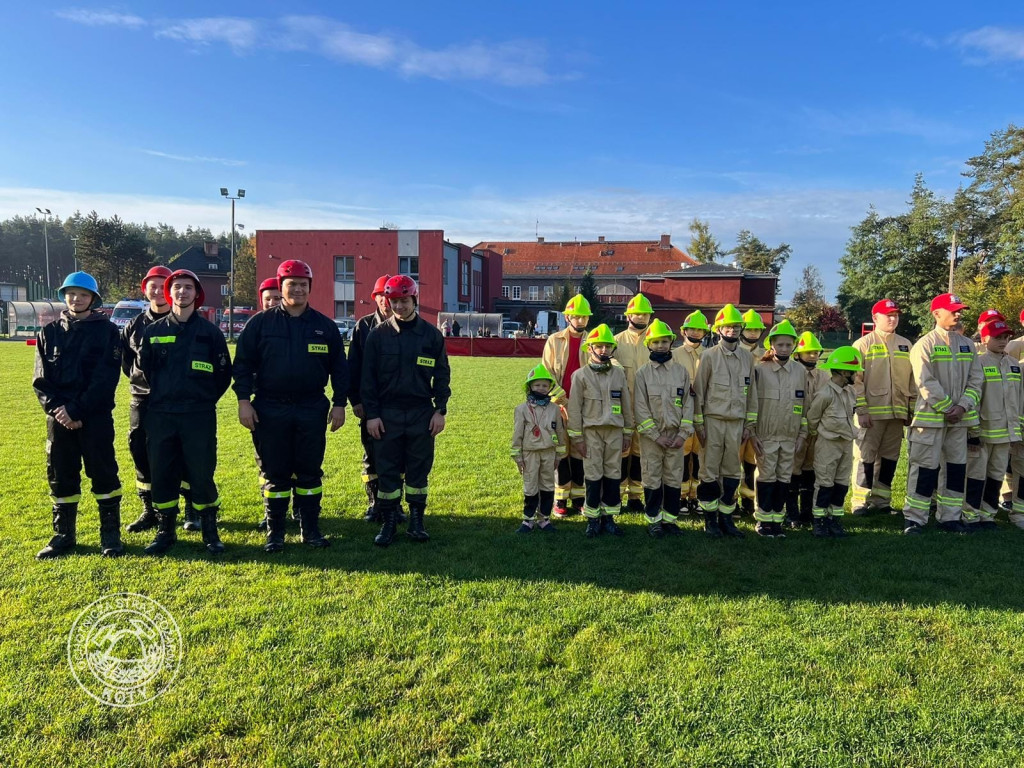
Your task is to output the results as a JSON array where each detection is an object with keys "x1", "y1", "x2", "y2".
[{"x1": 111, "y1": 300, "x2": 148, "y2": 330}]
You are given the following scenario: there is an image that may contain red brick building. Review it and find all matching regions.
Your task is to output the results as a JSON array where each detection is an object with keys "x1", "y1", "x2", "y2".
[{"x1": 640, "y1": 262, "x2": 777, "y2": 329}]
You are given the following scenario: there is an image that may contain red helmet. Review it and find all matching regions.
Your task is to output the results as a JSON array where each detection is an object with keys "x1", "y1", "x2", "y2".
[
  {"x1": 141, "y1": 265, "x2": 172, "y2": 294},
  {"x1": 258, "y1": 277, "x2": 280, "y2": 294},
  {"x1": 277, "y1": 259, "x2": 313, "y2": 284},
  {"x1": 384, "y1": 274, "x2": 418, "y2": 299},
  {"x1": 164, "y1": 269, "x2": 205, "y2": 307},
  {"x1": 371, "y1": 274, "x2": 392, "y2": 297}
]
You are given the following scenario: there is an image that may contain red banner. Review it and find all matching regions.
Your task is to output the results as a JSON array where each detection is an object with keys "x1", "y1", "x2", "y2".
[{"x1": 445, "y1": 337, "x2": 546, "y2": 357}]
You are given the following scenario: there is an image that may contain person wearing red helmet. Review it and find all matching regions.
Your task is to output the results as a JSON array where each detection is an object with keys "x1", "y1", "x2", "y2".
[
  {"x1": 362, "y1": 274, "x2": 451, "y2": 547},
  {"x1": 347, "y1": 274, "x2": 404, "y2": 523},
  {"x1": 901, "y1": 293, "x2": 984, "y2": 534},
  {"x1": 233, "y1": 259, "x2": 348, "y2": 552},
  {"x1": 119, "y1": 265, "x2": 173, "y2": 534},
  {"x1": 138, "y1": 270, "x2": 232, "y2": 555},
  {"x1": 849, "y1": 298, "x2": 917, "y2": 516},
  {"x1": 259, "y1": 277, "x2": 282, "y2": 311},
  {"x1": 963, "y1": 319, "x2": 1022, "y2": 530}
]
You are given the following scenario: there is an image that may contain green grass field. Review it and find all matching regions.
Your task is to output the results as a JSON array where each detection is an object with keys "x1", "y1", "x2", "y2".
[{"x1": 2, "y1": 341, "x2": 1023, "y2": 767}]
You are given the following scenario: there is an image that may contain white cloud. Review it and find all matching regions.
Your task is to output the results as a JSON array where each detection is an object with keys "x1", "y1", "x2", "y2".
[
  {"x1": 802, "y1": 106, "x2": 972, "y2": 144},
  {"x1": 54, "y1": 8, "x2": 146, "y2": 28},
  {"x1": 141, "y1": 149, "x2": 247, "y2": 167},
  {"x1": 56, "y1": 10, "x2": 566, "y2": 86},
  {"x1": 952, "y1": 26, "x2": 1024, "y2": 63}
]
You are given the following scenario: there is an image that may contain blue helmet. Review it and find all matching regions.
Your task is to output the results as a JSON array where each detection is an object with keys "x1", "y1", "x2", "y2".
[{"x1": 57, "y1": 271, "x2": 102, "y2": 309}]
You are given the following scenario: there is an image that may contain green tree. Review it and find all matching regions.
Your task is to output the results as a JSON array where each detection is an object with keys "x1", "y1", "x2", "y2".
[
  {"x1": 728, "y1": 230, "x2": 791, "y2": 294},
  {"x1": 786, "y1": 265, "x2": 827, "y2": 331},
  {"x1": 231, "y1": 235, "x2": 256, "y2": 307},
  {"x1": 963, "y1": 124, "x2": 1024, "y2": 274},
  {"x1": 578, "y1": 269, "x2": 609, "y2": 326},
  {"x1": 687, "y1": 218, "x2": 723, "y2": 264},
  {"x1": 551, "y1": 281, "x2": 572, "y2": 314},
  {"x1": 76, "y1": 212, "x2": 151, "y2": 301}
]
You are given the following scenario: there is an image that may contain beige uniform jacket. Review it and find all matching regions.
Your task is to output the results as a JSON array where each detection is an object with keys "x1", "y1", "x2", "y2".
[
  {"x1": 671, "y1": 342, "x2": 702, "y2": 382},
  {"x1": 909, "y1": 328, "x2": 983, "y2": 429},
  {"x1": 974, "y1": 351, "x2": 1024, "y2": 443},
  {"x1": 634, "y1": 359, "x2": 695, "y2": 441},
  {"x1": 541, "y1": 327, "x2": 588, "y2": 404},
  {"x1": 511, "y1": 400, "x2": 568, "y2": 458},
  {"x1": 852, "y1": 330, "x2": 916, "y2": 420},
  {"x1": 1005, "y1": 337, "x2": 1024, "y2": 361},
  {"x1": 693, "y1": 342, "x2": 758, "y2": 425},
  {"x1": 612, "y1": 327, "x2": 647, "y2": 396},
  {"x1": 754, "y1": 359, "x2": 808, "y2": 440},
  {"x1": 807, "y1": 380, "x2": 856, "y2": 441},
  {"x1": 567, "y1": 363, "x2": 633, "y2": 438}
]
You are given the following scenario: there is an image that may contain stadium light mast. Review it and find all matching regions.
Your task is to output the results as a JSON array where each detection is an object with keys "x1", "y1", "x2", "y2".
[{"x1": 220, "y1": 188, "x2": 245, "y2": 341}]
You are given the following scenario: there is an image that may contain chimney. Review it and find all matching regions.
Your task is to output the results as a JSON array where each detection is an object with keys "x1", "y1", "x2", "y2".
[
  {"x1": 659, "y1": 234, "x2": 671, "y2": 249},
  {"x1": 204, "y1": 241, "x2": 219, "y2": 258},
  {"x1": 537, "y1": 236, "x2": 544, "y2": 243},
  {"x1": 598, "y1": 236, "x2": 605, "y2": 243}
]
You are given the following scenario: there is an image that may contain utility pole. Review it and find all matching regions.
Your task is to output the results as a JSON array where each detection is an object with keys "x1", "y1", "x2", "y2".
[
  {"x1": 35, "y1": 207, "x2": 52, "y2": 292},
  {"x1": 947, "y1": 228, "x2": 957, "y2": 294},
  {"x1": 220, "y1": 188, "x2": 245, "y2": 341}
]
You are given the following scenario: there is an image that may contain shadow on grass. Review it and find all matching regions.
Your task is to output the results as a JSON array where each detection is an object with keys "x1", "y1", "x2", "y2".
[{"x1": 110, "y1": 508, "x2": 1024, "y2": 611}]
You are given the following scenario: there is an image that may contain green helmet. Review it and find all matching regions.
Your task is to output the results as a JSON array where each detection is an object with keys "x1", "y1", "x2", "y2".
[
  {"x1": 643, "y1": 318, "x2": 676, "y2": 347},
  {"x1": 822, "y1": 345, "x2": 864, "y2": 372},
  {"x1": 564, "y1": 294, "x2": 592, "y2": 317},
  {"x1": 766, "y1": 319, "x2": 798, "y2": 342},
  {"x1": 713, "y1": 303, "x2": 745, "y2": 329},
  {"x1": 795, "y1": 331, "x2": 823, "y2": 354},
  {"x1": 742, "y1": 309, "x2": 766, "y2": 331},
  {"x1": 625, "y1": 293, "x2": 654, "y2": 315},
  {"x1": 524, "y1": 362, "x2": 556, "y2": 394},
  {"x1": 681, "y1": 310, "x2": 710, "y2": 332},
  {"x1": 583, "y1": 323, "x2": 617, "y2": 348}
]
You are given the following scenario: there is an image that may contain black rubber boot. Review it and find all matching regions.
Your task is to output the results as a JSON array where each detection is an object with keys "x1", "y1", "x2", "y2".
[
  {"x1": 406, "y1": 504, "x2": 430, "y2": 542},
  {"x1": 603, "y1": 514, "x2": 624, "y2": 536},
  {"x1": 703, "y1": 509, "x2": 723, "y2": 538},
  {"x1": 812, "y1": 518, "x2": 830, "y2": 538},
  {"x1": 718, "y1": 512, "x2": 745, "y2": 538},
  {"x1": 374, "y1": 502, "x2": 398, "y2": 547},
  {"x1": 200, "y1": 506, "x2": 226, "y2": 554},
  {"x1": 144, "y1": 510, "x2": 178, "y2": 556},
  {"x1": 127, "y1": 490, "x2": 158, "y2": 533},
  {"x1": 36, "y1": 503, "x2": 78, "y2": 559},
  {"x1": 182, "y1": 488, "x2": 201, "y2": 532},
  {"x1": 264, "y1": 497, "x2": 288, "y2": 553},
  {"x1": 826, "y1": 516, "x2": 847, "y2": 538},
  {"x1": 363, "y1": 479, "x2": 380, "y2": 523},
  {"x1": 584, "y1": 516, "x2": 602, "y2": 538},
  {"x1": 784, "y1": 477, "x2": 801, "y2": 528},
  {"x1": 98, "y1": 498, "x2": 124, "y2": 558},
  {"x1": 299, "y1": 502, "x2": 331, "y2": 548}
]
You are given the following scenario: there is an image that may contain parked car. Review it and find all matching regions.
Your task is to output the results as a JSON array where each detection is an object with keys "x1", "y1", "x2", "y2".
[
  {"x1": 502, "y1": 321, "x2": 523, "y2": 338},
  {"x1": 110, "y1": 300, "x2": 147, "y2": 329},
  {"x1": 220, "y1": 308, "x2": 257, "y2": 335},
  {"x1": 334, "y1": 318, "x2": 355, "y2": 342}
]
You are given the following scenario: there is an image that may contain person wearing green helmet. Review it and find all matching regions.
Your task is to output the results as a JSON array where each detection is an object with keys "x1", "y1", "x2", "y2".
[
  {"x1": 805, "y1": 346, "x2": 863, "y2": 538},
  {"x1": 692, "y1": 304, "x2": 758, "y2": 539},
  {"x1": 567, "y1": 324, "x2": 633, "y2": 538},
  {"x1": 33, "y1": 272, "x2": 124, "y2": 559},
  {"x1": 740, "y1": 309, "x2": 767, "y2": 360},
  {"x1": 614, "y1": 293, "x2": 655, "y2": 513},
  {"x1": 786, "y1": 331, "x2": 830, "y2": 528},
  {"x1": 511, "y1": 363, "x2": 568, "y2": 533},
  {"x1": 751, "y1": 320, "x2": 807, "y2": 538},
  {"x1": 673, "y1": 310, "x2": 710, "y2": 514},
  {"x1": 634, "y1": 319, "x2": 694, "y2": 537},
  {"x1": 542, "y1": 293, "x2": 591, "y2": 517}
]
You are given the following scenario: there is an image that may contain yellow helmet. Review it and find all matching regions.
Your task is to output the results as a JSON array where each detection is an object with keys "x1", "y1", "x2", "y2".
[
  {"x1": 796, "y1": 331, "x2": 823, "y2": 354},
  {"x1": 583, "y1": 323, "x2": 617, "y2": 348},
  {"x1": 681, "y1": 310, "x2": 711, "y2": 332},
  {"x1": 713, "y1": 303, "x2": 745, "y2": 329},
  {"x1": 625, "y1": 293, "x2": 654, "y2": 315},
  {"x1": 643, "y1": 319, "x2": 676, "y2": 347},
  {"x1": 564, "y1": 294, "x2": 592, "y2": 317},
  {"x1": 742, "y1": 309, "x2": 766, "y2": 331},
  {"x1": 524, "y1": 362, "x2": 556, "y2": 394},
  {"x1": 822, "y1": 346, "x2": 864, "y2": 372},
  {"x1": 767, "y1": 319, "x2": 798, "y2": 341}
]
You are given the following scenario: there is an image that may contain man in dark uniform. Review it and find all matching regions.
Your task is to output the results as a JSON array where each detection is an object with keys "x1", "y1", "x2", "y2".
[
  {"x1": 139, "y1": 269, "x2": 232, "y2": 555},
  {"x1": 121, "y1": 265, "x2": 172, "y2": 533},
  {"x1": 348, "y1": 273, "x2": 404, "y2": 523},
  {"x1": 362, "y1": 274, "x2": 451, "y2": 547},
  {"x1": 233, "y1": 259, "x2": 348, "y2": 553},
  {"x1": 253, "y1": 276, "x2": 282, "y2": 531},
  {"x1": 33, "y1": 271, "x2": 123, "y2": 559}
]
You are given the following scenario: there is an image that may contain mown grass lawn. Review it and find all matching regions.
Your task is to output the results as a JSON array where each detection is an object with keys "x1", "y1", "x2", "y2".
[{"x1": 1, "y1": 341, "x2": 1023, "y2": 767}]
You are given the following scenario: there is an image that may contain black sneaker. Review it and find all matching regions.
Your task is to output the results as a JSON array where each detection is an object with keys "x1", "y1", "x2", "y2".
[
  {"x1": 812, "y1": 519, "x2": 830, "y2": 538},
  {"x1": 771, "y1": 522, "x2": 787, "y2": 538},
  {"x1": 648, "y1": 521, "x2": 664, "y2": 539},
  {"x1": 584, "y1": 518, "x2": 602, "y2": 538},
  {"x1": 755, "y1": 521, "x2": 775, "y2": 538},
  {"x1": 537, "y1": 521, "x2": 557, "y2": 532},
  {"x1": 826, "y1": 518, "x2": 847, "y2": 538},
  {"x1": 516, "y1": 522, "x2": 533, "y2": 534},
  {"x1": 937, "y1": 520, "x2": 968, "y2": 534},
  {"x1": 903, "y1": 521, "x2": 925, "y2": 535},
  {"x1": 603, "y1": 516, "x2": 625, "y2": 536}
]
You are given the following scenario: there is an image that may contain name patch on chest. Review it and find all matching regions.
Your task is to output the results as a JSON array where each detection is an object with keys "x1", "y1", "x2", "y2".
[
  {"x1": 610, "y1": 390, "x2": 622, "y2": 398},
  {"x1": 417, "y1": 356, "x2": 435, "y2": 367},
  {"x1": 960, "y1": 346, "x2": 971, "y2": 353},
  {"x1": 899, "y1": 345, "x2": 910, "y2": 352},
  {"x1": 744, "y1": 377, "x2": 750, "y2": 386},
  {"x1": 1013, "y1": 366, "x2": 1021, "y2": 374},
  {"x1": 677, "y1": 387, "x2": 686, "y2": 396},
  {"x1": 796, "y1": 390, "x2": 805, "y2": 398},
  {"x1": 191, "y1": 360, "x2": 213, "y2": 373},
  {"x1": 308, "y1": 343, "x2": 328, "y2": 354}
]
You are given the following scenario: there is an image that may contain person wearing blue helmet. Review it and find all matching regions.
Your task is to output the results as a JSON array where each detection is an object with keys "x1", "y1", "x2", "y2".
[{"x1": 32, "y1": 271, "x2": 124, "y2": 559}]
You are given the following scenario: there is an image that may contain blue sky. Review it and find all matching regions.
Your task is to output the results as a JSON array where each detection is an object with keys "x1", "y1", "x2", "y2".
[{"x1": 1, "y1": 2, "x2": 1022, "y2": 300}]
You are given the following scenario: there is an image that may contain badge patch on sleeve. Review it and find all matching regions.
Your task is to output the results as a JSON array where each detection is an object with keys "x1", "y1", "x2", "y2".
[
  {"x1": 1013, "y1": 366, "x2": 1021, "y2": 374},
  {"x1": 960, "y1": 346, "x2": 970, "y2": 353},
  {"x1": 191, "y1": 360, "x2": 213, "y2": 373},
  {"x1": 899, "y1": 345, "x2": 909, "y2": 352},
  {"x1": 308, "y1": 343, "x2": 328, "y2": 354},
  {"x1": 417, "y1": 356, "x2": 435, "y2": 367},
  {"x1": 610, "y1": 390, "x2": 622, "y2": 398},
  {"x1": 796, "y1": 390, "x2": 805, "y2": 398},
  {"x1": 744, "y1": 377, "x2": 750, "y2": 386},
  {"x1": 677, "y1": 387, "x2": 686, "y2": 396}
]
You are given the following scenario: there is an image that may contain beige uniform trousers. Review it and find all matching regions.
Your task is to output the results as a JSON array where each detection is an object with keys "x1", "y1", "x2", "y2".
[
  {"x1": 584, "y1": 426, "x2": 623, "y2": 482},
  {"x1": 758, "y1": 439, "x2": 797, "y2": 484},
  {"x1": 699, "y1": 417, "x2": 744, "y2": 483},
  {"x1": 813, "y1": 436, "x2": 853, "y2": 517},
  {"x1": 639, "y1": 434, "x2": 685, "y2": 490},
  {"x1": 522, "y1": 448, "x2": 558, "y2": 497},
  {"x1": 851, "y1": 418, "x2": 905, "y2": 508},
  {"x1": 902, "y1": 425, "x2": 968, "y2": 525}
]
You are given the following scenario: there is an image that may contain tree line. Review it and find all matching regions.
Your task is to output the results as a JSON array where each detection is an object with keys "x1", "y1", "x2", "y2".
[{"x1": 0, "y1": 212, "x2": 254, "y2": 305}]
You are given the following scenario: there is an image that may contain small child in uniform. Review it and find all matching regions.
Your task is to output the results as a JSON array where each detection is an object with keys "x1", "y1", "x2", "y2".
[{"x1": 511, "y1": 363, "x2": 567, "y2": 532}]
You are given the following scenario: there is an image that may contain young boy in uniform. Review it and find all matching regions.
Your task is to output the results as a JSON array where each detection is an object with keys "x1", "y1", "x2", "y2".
[
  {"x1": 511, "y1": 363, "x2": 567, "y2": 533},
  {"x1": 752, "y1": 320, "x2": 807, "y2": 538},
  {"x1": 33, "y1": 271, "x2": 123, "y2": 559},
  {"x1": 787, "y1": 331, "x2": 830, "y2": 528},
  {"x1": 634, "y1": 319, "x2": 694, "y2": 537},
  {"x1": 567, "y1": 324, "x2": 634, "y2": 538},
  {"x1": 738, "y1": 308, "x2": 767, "y2": 515},
  {"x1": 805, "y1": 346, "x2": 863, "y2": 538},
  {"x1": 672, "y1": 310, "x2": 709, "y2": 514}
]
